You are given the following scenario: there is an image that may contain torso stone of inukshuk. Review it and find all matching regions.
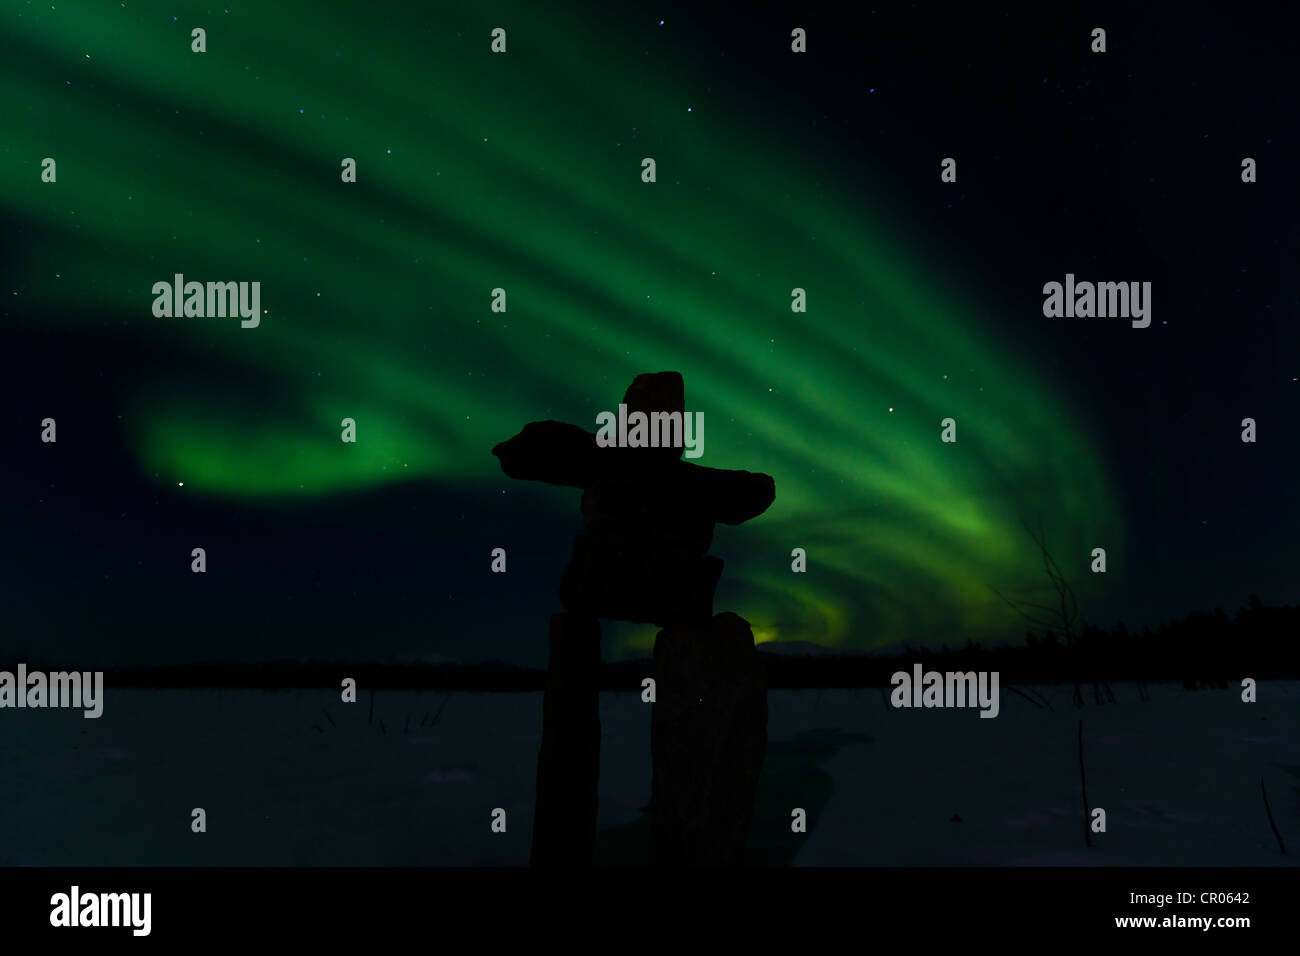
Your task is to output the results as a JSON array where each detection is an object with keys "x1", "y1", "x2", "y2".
[
  {"x1": 565, "y1": 455, "x2": 719, "y2": 626},
  {"x1": 491, "y1": 373, "x2": 775, "y2": 628}
]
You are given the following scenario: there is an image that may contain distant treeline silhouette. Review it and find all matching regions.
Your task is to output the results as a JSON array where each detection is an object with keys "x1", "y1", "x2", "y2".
[
  {"x1": 757, "y1": 594, "x2": 1295, "y2": 690},
  {"x1": 10, "y1": 596, "x2": 1293, "y2": 691}
]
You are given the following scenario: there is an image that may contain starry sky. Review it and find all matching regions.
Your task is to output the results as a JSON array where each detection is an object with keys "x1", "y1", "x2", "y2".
[{"x1": 2, "y1": 1, "x2": 1296, "y2": 667}]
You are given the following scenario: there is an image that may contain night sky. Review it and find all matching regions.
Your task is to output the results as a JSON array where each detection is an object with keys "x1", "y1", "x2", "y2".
[{"x1": 3, "y1": 1, "x2": 1296, "y2": 668}]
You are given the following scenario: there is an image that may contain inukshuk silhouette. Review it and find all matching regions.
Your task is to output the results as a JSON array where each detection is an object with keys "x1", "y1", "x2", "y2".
[{"x1": 492, "y1": 371, "x2": 776, "y2": 866}]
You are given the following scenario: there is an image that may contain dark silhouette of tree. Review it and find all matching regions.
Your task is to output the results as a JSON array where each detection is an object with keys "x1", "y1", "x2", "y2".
[{"x1": 993, "y1": 519, "x2": 1113, "y2": 707}]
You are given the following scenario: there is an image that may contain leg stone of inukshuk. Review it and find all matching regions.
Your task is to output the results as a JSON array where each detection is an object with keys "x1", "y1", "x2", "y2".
[
  {"x1": 530, "y1": 612, "x2": 601, "y2": 866},
  {"x1": 651, "y1": 611, "x2": 768, "y2": 865}
]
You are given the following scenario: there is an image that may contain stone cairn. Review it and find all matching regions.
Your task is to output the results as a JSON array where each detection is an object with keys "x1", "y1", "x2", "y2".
[{"x1": 492, "y1": 371, "x2": 776, "y2": 865}]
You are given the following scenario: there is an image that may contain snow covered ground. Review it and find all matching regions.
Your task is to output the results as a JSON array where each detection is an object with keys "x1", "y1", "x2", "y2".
[{"x1": 1, "y1": 682, "x2": 1295, "y2": 866}]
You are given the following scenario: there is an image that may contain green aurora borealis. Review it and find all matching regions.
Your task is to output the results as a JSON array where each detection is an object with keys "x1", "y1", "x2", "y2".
[{"x1": 3, "y1": 2, "x2": 1123, "y2": 655}]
